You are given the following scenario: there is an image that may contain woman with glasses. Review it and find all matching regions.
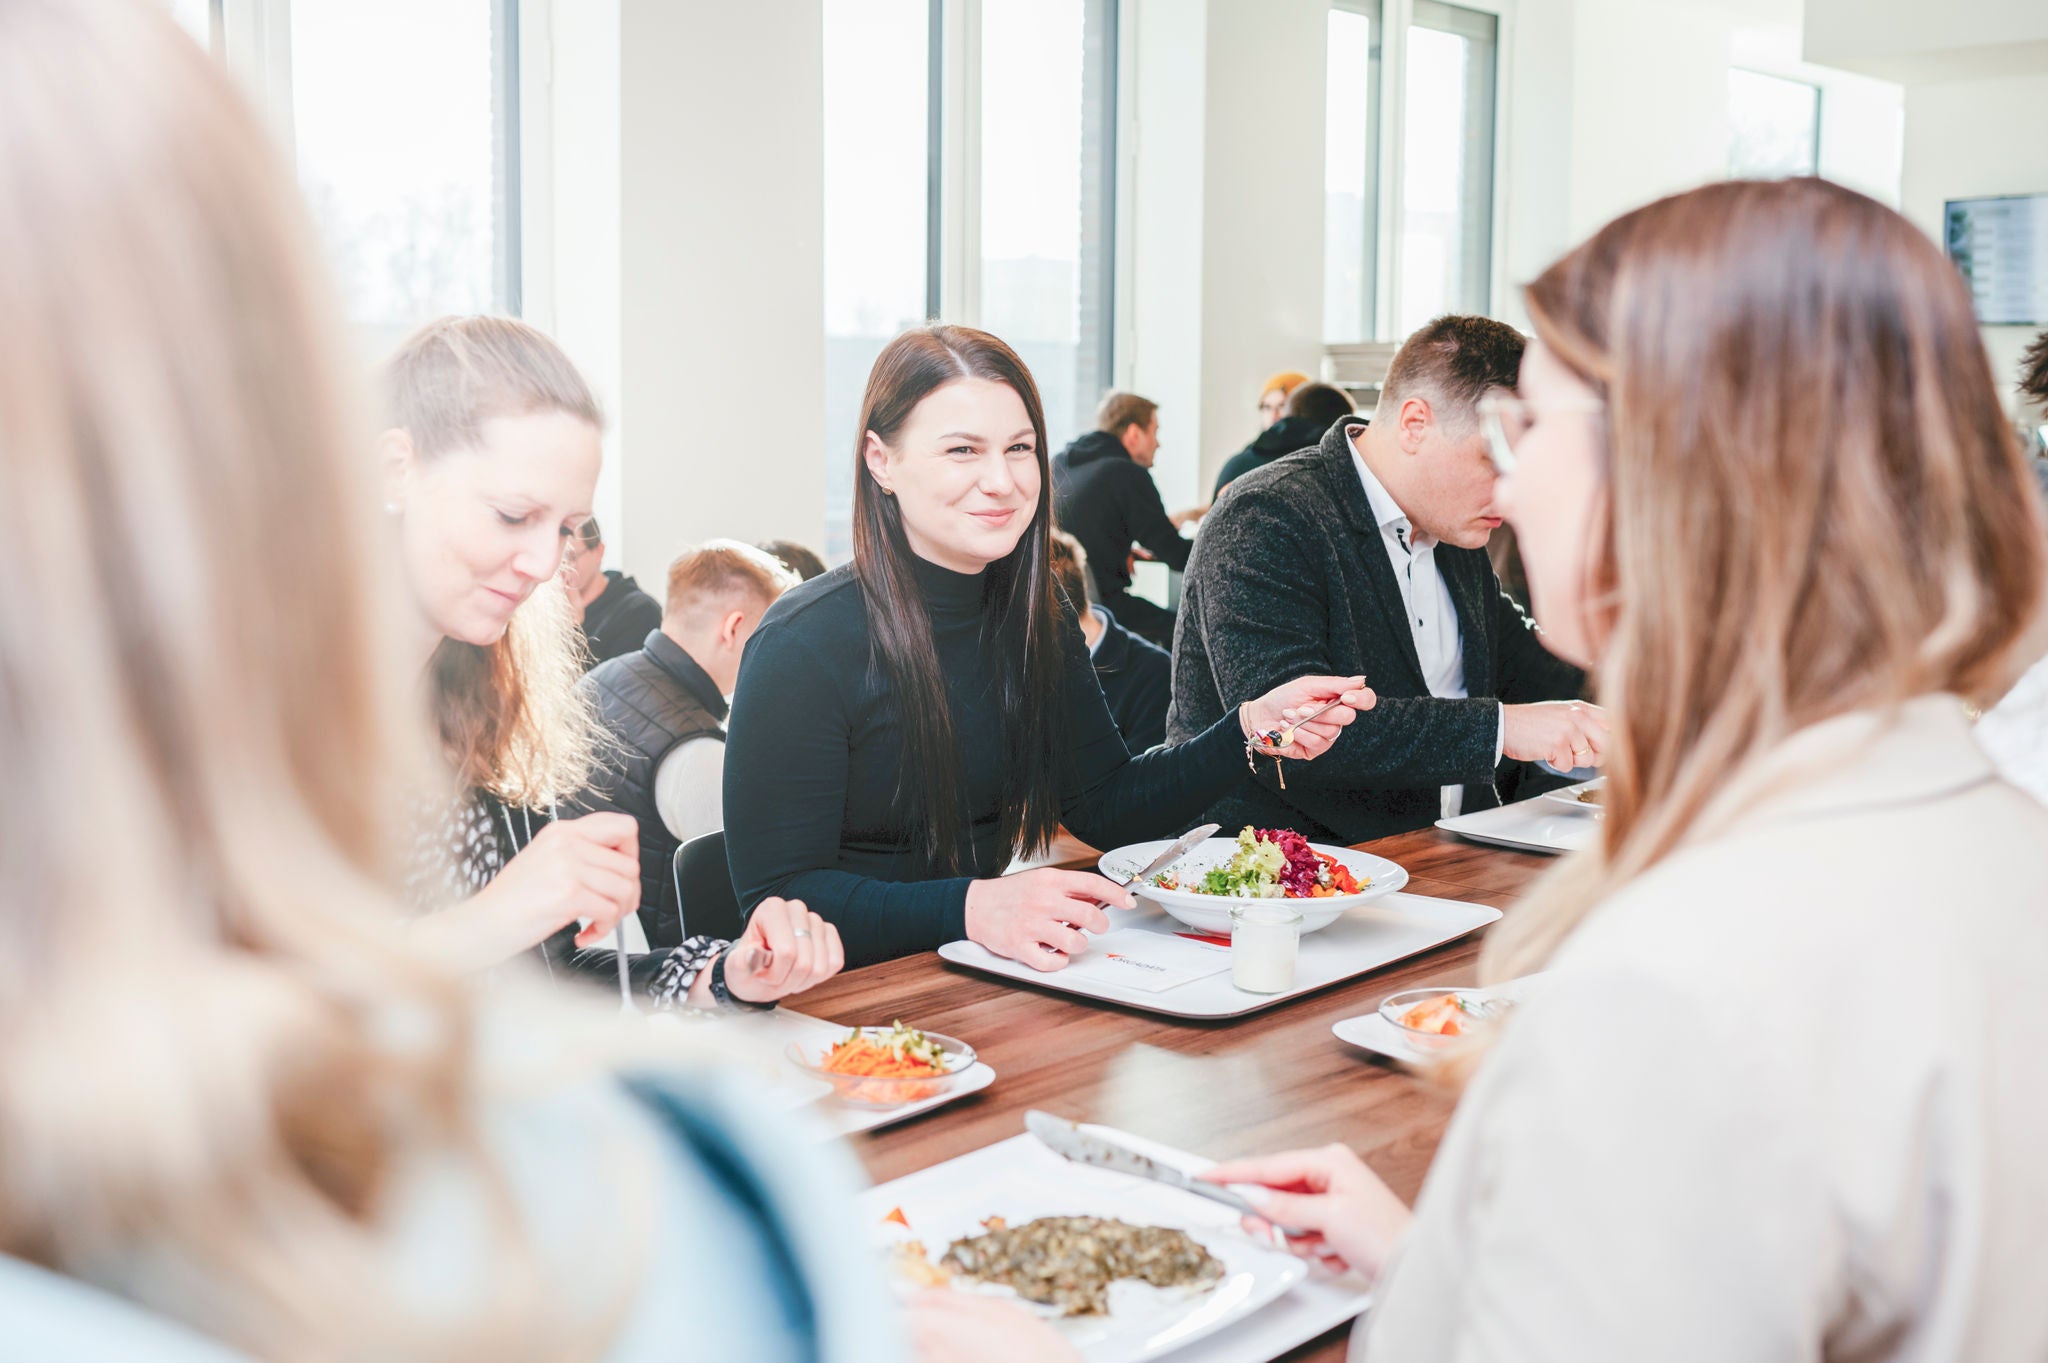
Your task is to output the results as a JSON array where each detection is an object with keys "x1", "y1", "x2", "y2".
[{"x1": 1185, "y1": 179, "x2": 2048, "y2": 1362}]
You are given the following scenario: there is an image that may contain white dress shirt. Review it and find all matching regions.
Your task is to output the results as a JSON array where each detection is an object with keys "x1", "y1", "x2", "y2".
[{"x1": 1351, "y1": 439, "x2": 1501, "y2": 816}]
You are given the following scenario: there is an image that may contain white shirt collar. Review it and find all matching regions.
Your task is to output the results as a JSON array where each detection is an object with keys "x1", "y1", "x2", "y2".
[
  {"x1": 1348, "y1": 430, "x2": 1434, "y2": 548},
  {"x1": 1086, "y1": 604, "x2": 1108, "y2": 657}
]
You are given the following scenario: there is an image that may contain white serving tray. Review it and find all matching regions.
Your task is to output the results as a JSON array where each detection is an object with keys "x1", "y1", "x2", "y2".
[
  {"x1": 1331, "y1": 974, "x2": 1550, "y2": 1066},
  {"x1": 937, "y1": 893, "x2": 1501, "y2": 1019},
  {"x1": 1435, "y1": 788, "x2": 1600, "y2": 855},
  {"x1": 864, "y1": 1126, "x2": 1369, "y2": 1363}
]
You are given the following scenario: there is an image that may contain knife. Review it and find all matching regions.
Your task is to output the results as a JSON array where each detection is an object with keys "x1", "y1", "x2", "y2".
[
  {"x1": 1114, "y1": 822, "x2": 1222, "y2": 890},
  {"x1": 1024, "y1": 1109, "x2": 1308, "y2": 1238}
]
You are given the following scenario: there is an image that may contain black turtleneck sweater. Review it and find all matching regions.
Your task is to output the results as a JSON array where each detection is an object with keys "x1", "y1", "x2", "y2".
[{"x1": 722, "y1": 555, "x2": 1250, "y2": 967}]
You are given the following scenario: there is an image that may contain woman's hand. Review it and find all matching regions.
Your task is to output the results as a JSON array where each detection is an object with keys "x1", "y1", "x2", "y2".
[
  {"x1": 486, "y1": 812, "x2": 642, "y2": 949},
  {"x1": 713, "y1": 897, "x2": 845, "y2": 1004},
  {"x1": 963, "y1": 869, "x2": 1133, "y2": 972},
  {"x1": 411, "y1": 812, "x2": 642, "y2": 973},
  {"x1": 909, "y1": 1290, "x2": 1083, "y2": 1363},
  {"x1": 1239, "y1": 675, "x2": 1376, "y2": 759},
  {"x1": 1197, "y1": 1144, "x2": 1414, "y2": 1281}
]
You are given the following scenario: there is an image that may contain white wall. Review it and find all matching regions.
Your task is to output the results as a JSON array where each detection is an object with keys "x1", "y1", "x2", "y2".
[
  {"x1": 1805, "y1": 0, "x2": 2048, "y2": 84},
  {"x1": 1899, "y1": 71, "x2": 2048, "y2": 410},
  {"x1": 1125, "y1": 0, "x2": 1329, "y2": 504},
  {"x1": 547, "y1": 0, "x2": 826, "y2": 588}
]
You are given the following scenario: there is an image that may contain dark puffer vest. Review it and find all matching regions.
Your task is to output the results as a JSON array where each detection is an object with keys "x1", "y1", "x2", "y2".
[{"x1": 579, "y1": 630, "x2": 727, "y2": 946}]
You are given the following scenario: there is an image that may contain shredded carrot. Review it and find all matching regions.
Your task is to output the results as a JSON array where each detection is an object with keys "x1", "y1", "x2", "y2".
[
  {"x1": 883, "y1": 1206, "x2": 911, "y2": 1229},
  {"x1": 823, "y1": 1037, "x2": 944, "y2": 1079}
]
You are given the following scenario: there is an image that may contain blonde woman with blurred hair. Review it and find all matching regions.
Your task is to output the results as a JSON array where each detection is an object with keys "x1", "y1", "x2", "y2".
[
  {"x1": 931, "y1": 181, "x2": 2048, "y2": 1363},
  {"x1": 382, "y1": 316, "x2": 841, "y2": 1008},
  {"x1": 1180, "y1": 179, "x2": 2048, "y2": 1362},
  {"x1": 0, "y1": 2, "x2": 891, "y2": 1360}
]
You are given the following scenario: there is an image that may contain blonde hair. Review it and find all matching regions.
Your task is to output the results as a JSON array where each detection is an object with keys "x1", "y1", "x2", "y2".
[
  {"x1": 663, "y1": 539, "x2": 798, "y2": 629},
  {"x1": 1483, "y1": 179, "x2": 2048, "y2": 983},
  {"x1": 0, "y1": 2, "x2": 634, "y2": 1356},
  {"x1": 386, "y1": 316, "x2": 608, "y2": 807}
]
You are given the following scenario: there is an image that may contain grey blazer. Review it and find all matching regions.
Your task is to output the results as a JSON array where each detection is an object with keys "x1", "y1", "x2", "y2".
[{"x1": 1167, "y1": 418, "x2": 1584, "y2": 844}]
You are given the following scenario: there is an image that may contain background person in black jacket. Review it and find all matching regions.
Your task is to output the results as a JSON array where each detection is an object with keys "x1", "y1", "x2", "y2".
[
  {"x1": 1169, "y1": 314, "x2": 1602, "y2": 845},
  {"x1": 1049, "y1": 529, "x2": 1173, "y2": 751},
  {"x1": 1214, "y1": 380, "x2": 1358, "y2": 500},
  {"x1": 561, "y1": 515, "x2": 662, "y2": 668},
  {"x1": 1050, "y1": 391, "x2": 1191, "y2": 649}
]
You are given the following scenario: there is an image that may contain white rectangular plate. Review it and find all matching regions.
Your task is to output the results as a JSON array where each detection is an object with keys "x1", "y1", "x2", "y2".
[
  {"x1": 864, "y1": 1127, "x2": 1355, "y2": 1363},
  {"x1": 1332, "y1": 974, "x2": 1550, "y2": 1065},
  {"x1": 938, "y1": 893, "x2": 1501, "y2": 1019},
  {"x1": 1436, "y1": 789, "x2": 1600, "y2": 855},
  {"x1": 733, "y1": 1011, "x2": 997, "y2": 1137}
]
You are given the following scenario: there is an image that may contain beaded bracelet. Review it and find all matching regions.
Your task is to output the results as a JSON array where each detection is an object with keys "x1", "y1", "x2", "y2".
[{"x1": 1238, "y1": 702, "x2": 1289, "y2": 790}]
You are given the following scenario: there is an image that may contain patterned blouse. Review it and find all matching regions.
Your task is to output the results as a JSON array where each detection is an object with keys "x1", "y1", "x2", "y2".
[{"x1": 405, "y1": 788, "x2": 736, "y2": 1011}]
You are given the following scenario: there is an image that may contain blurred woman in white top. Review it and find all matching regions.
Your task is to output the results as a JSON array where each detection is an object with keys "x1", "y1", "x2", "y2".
[
  {"x1": 1188, "y1": 179, "x2": 2048, "y2": 1361},
  {"x1": 0, "y1": 2, "x2": 892, "y2": 1360}
]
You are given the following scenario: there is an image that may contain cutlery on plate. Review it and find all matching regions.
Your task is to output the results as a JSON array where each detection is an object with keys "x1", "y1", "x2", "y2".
[
  {"x1": 1024, "y1": 1109, "x2": 1310, "y2": 1238},
  {"x1": 1114, "y1": 822, "x2": 1222, "y2": 890}
]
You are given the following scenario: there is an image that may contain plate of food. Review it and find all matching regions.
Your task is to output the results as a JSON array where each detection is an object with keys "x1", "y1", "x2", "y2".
[
  {"x1": 784, "y1": 1020, "x2": 978, "y2": 1110},
  {"x1": 1099, "y1": 827, "x2": 1407, "y2": 935},
  {"x1": 1333, "y1": 974, "x2": 1549, "y2": 1065},
  {"x1": 869, "y1": 1128, "x2": 1309, "y2": 1363},
  {"x1": 1541, "y1": 777, "x2": 1605, "y2": 814}
]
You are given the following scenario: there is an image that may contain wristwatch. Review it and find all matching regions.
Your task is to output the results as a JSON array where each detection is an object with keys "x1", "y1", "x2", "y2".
[{"x1": 707, "y1": 948, "x2": 775, "y2": 1012}]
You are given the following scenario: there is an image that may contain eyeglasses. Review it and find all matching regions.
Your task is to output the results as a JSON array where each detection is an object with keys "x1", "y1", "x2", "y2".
[{"x1": 1476, "y1": 392, "x2": 1606, "y2": 478}]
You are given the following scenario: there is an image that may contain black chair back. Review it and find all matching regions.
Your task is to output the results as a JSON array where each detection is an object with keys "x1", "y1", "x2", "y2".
[{"x1": 671, "y1": 829, "x2": 747, "y2": 942}]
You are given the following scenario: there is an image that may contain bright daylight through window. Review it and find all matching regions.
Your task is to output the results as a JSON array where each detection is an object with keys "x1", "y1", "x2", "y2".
[{"x1": 290, "y1": 0, "x2": 517, "y2": 331}]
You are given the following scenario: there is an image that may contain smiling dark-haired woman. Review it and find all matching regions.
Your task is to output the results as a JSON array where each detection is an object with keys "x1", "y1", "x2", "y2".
[{"x1": 723, "y1": 325, "x2": 1374, "y2": 969}]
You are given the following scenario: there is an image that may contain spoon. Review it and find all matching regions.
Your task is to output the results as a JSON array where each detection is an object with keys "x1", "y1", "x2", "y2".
[{"x1": 1253, "y1": 696, "x2": 1348, "y2": 749}]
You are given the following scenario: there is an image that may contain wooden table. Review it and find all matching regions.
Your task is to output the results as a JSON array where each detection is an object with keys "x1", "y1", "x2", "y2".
[{"x1": 792, "y1": 827, "x2": 1553, "y2": 1363}]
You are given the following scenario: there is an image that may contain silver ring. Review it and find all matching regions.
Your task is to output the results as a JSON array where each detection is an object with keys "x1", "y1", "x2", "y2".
[{"x1": 792, "y1": 927, "x2": 812, "y2": 940}]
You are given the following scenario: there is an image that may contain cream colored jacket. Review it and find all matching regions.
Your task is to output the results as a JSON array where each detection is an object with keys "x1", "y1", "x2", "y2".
[{"x1": 1359, "y1": 695, "x2": 2048, "y2": 1363}]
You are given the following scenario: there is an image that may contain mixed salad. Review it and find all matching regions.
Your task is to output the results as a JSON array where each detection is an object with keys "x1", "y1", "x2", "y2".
[{"x1": 1152, "y1": 826, "x2": 1364, "y2": 900}]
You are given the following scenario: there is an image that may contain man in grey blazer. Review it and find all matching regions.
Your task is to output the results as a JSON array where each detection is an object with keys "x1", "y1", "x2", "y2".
[{"x1": 1168, "y1": 315, "x2": 1602, "y2": 844}]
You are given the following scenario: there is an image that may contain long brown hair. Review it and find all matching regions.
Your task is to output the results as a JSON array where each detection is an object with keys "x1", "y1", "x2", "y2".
[
  {"x1": 385, "y1": 316, "x2": 608, "y2": 807},
  {"x1": 852, "y1": 325, "x2": 1069, "y2": 872},
  {"x1": 1485, "y1": 177, "x2": 2048, "y2": 981},
  {"x1": 0, "y1": 3, "x2": 640, "y2": 1356}
]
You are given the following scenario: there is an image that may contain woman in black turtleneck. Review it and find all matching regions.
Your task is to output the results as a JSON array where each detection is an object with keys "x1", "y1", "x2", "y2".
[{"x1": 723, "y1": 326, "x2": 1374, "y2": 970}]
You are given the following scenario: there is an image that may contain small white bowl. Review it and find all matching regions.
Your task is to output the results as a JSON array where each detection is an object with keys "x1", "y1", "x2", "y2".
[{"x1": 1098, "y1": 837, "x2": 1408, "y2": 936}]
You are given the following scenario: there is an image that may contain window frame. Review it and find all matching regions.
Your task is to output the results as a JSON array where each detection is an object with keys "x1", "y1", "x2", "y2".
[
  {"x1": 206, "y1": 0, "x2": 529, "y2": 326},
  {"x1": 1324, "y1": 0, "x2": 1385, "y2": 345},
  {"x1": 1726, "y1": 66, "x2": 1824, "y2": 181},
  {"x1": 1331, "y1": 0, "x2": 1507, "y2": 342},
  {"x1": 935, "y1": 0, "x2": 1121, "y2": 393}
]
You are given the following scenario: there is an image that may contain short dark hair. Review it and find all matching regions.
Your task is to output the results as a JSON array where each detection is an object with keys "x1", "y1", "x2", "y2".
[
  {"x1": 1380, "y1": 315, "x2": 1526, "y2": 427},
  {"x1": 1047, "y1": 528, "x2": 1093, "y2": 609},
  {"x1": 757, "y1": 538, "x2": 826, "y2": 582},
  {"x1": 2022, "y1": 330, "x2": 2048, "y2": 407},
  {"x1": 1095, "y1": 391, "x2": 1159, "y2": 437},
  {"x1": 1282, "y1": 381, "x2": 1355, "y2": 430}
]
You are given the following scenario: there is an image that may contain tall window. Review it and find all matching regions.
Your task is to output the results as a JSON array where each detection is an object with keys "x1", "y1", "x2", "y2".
[
  {"x1": 1323, "y1": 2, "x2": 1381, "y2": 345},
  {"x1": 821, "y1": 0, "x2": 933, "y2": 561},
  {"x1": 168, "y1": 0, "x2": 214, "y2": 48},
  {"x1": 821, "y1": 0, "x2": 1118, "y2": 559},
  {"x1": 977, "y1": 0, "x2": 1118, "y2": 452},
  {"x1": 289, "y1": 0, "x2": 519, "y2": 331},
  {"x1": 1728, "y1": 69, "x2": 1820, "y2": 179},
  {"x1": 1398, "y1": 0, "x2": 1496, "y2": 337}
]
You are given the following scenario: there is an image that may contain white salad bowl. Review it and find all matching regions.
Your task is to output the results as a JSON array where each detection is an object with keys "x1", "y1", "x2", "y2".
[{"x1": 1097, "y1": 836, "x2": 1409, "y2": 936}]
